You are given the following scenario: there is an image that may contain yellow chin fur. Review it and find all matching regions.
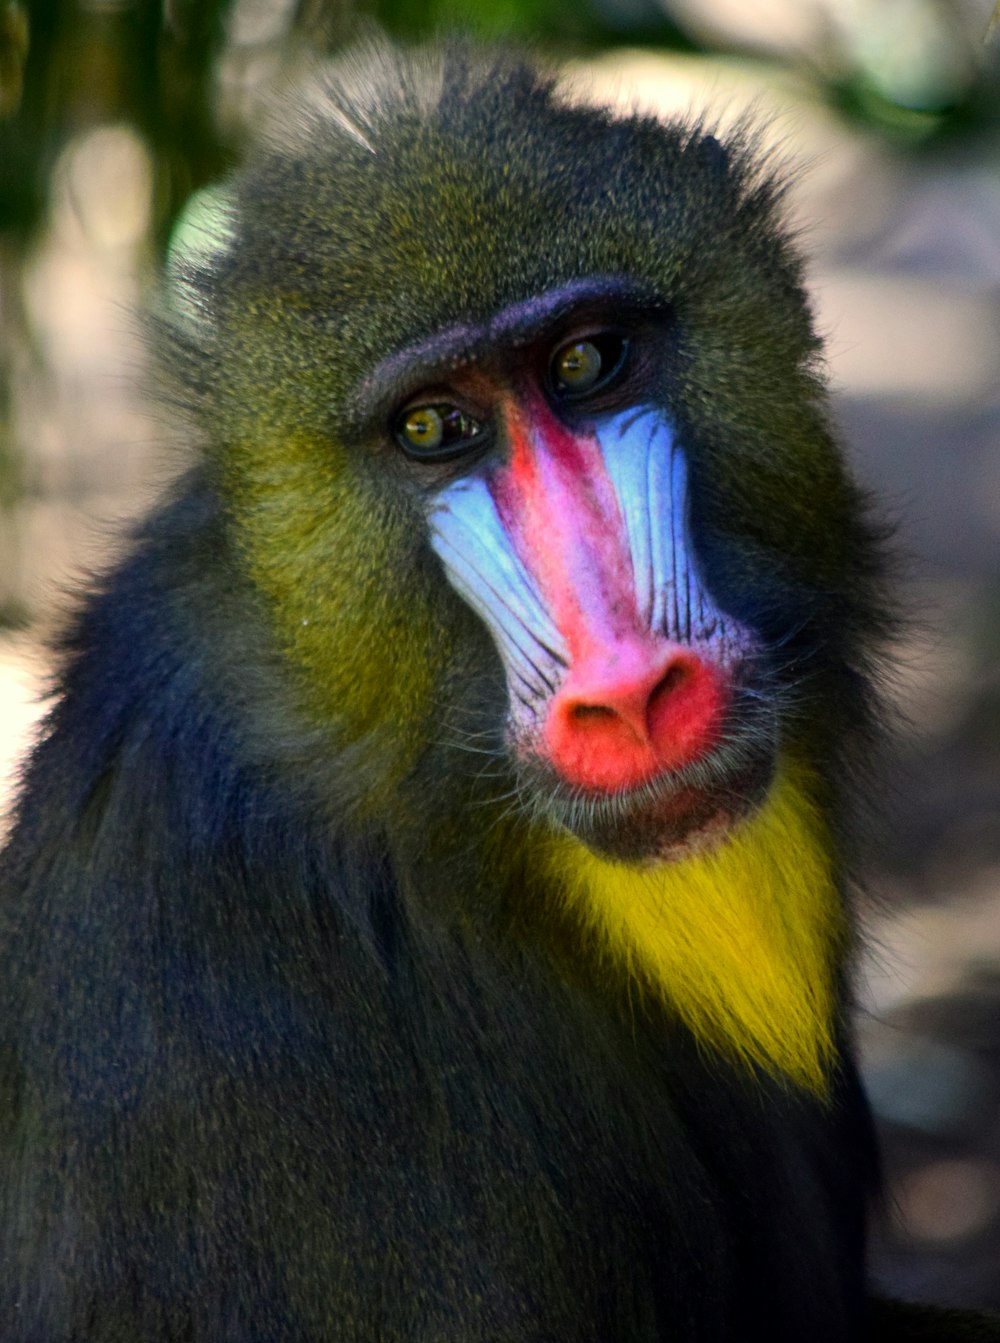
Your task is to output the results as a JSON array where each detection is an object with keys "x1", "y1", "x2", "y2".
[{"x1": 544, "y1": 762, "x2": 845, "y2": 1095}]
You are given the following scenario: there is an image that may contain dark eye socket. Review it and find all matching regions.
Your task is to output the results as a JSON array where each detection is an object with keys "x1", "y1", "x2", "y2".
[
  {"x1": 548, "y1": 332, "x2": 629, "y2": 400},
  {"x1": 393, "y1": 403, "x2": 488, "y2": 462}
]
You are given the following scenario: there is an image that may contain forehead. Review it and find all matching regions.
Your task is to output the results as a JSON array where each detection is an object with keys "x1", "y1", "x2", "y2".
[{"x1": 232, "y1": 85, "x2": 714, "y2": 327}]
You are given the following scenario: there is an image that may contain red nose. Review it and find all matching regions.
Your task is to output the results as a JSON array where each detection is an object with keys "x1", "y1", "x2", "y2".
[{"x1": 543, "y1": 642, "x2": 724, "y2": 793}]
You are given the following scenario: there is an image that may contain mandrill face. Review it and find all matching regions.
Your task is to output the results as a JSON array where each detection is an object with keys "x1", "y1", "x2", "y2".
[{"x1": 405, "y1": 280, "x2": 777, "y2": 863}]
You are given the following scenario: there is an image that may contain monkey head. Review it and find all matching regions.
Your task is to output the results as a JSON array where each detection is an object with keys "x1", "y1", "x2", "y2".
[{"x1": 163, "y1": 46, "x2": 883, "y2": 880}]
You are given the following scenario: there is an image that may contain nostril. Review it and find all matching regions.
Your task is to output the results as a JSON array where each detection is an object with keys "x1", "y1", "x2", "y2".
[
  {"x1": 650, "y1": 660, "x2": 690, "y2": 707},
  {"x1": 569, "y1": 703, "x2": 617, "y2": 724}
]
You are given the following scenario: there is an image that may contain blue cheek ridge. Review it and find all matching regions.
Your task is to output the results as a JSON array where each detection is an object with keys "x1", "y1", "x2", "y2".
[{"x1": 428, "y1": 475, "x2": 568, "y2": 711}]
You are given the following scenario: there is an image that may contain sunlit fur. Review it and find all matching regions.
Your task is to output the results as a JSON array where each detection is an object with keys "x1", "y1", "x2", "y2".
[{"x1": 544, "y1": 761, "x2": 844, "y2": 1095}]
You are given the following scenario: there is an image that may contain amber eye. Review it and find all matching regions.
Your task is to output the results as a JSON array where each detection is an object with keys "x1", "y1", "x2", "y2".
[
  {"x1": 549, "y1": 333, "x2": 628, "y2": 400},
  {"x1": 394, "y1": 403, "x2": 487, "y2": 462}
]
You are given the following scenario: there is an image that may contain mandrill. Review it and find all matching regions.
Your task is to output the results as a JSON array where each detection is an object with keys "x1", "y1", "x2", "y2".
[{"x1": 0, "y1": 42, "x2": 996, "y2": 1343}]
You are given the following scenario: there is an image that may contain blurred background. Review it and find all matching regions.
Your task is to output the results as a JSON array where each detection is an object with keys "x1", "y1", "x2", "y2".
[{"x1": 0, "y1": 0, "x2": 998, "y2": 1309}]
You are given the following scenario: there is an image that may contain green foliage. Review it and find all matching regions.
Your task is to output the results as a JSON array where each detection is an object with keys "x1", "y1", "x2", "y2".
[{"x1": 367, "y1": 0, "x2": 690, "y2": 48}]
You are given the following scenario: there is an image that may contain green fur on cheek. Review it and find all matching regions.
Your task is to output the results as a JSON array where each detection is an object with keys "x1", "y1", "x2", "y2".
[{"x1": 223, "y1": 430, "x2": 449, "y2": 806}]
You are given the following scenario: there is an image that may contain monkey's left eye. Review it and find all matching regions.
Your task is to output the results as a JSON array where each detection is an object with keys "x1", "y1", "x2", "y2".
[
  {"x1": 549, "y1": 333, "x2": 629, "y2": 400},
  {"x1": 394, "y1": 404, "x2": 487, "y2": 462}
]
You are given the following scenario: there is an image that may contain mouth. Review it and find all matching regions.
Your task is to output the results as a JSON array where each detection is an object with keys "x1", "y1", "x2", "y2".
[{"x1": 522, "y1": 693, "x2": 778, "y2": 864}]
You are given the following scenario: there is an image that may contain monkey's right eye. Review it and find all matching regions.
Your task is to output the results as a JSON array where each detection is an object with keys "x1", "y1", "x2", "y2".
[
  {"x1": 394, "y1": 404, "x2": 487, "y2": 462},
  {"x1": 548, "y1": 332, "x2": 629, "y2": 401}
]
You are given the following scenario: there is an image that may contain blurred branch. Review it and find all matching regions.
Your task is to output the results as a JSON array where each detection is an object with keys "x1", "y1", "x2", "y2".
[
  {"x1": 0, "y1": 1, "x2": 28, "y2": 118},
  {"x1": 987, "y1": 2, "x2": 1000, "y2": 44}
]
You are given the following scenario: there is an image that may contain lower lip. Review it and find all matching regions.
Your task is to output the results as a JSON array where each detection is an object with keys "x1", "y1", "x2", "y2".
[{"x1": 558, "y1": 749, "x2": 774, "y2": 864}]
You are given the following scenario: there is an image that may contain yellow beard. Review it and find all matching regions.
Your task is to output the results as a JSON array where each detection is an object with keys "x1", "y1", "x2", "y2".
[{"x1": 544, "y1": 762, "x2": 845, "y2": 1095}]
